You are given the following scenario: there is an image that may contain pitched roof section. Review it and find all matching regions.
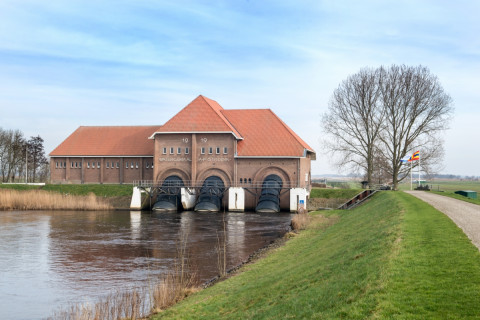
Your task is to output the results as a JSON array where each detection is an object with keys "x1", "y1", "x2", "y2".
[
  {"x1": 49, "y1": 126, "x2": 157, "y2": 156},
  {"x1": 151, "y1": 95, "x2": 242, "y2": 139},
  {"x1": 222, "y1": 109, "x2": 314, "y2": 157}
]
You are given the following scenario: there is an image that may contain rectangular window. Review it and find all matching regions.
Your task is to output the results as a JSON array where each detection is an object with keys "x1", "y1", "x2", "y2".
[
  {"x1": 87, "y1": 162, "x2": 90, "y2": 169},
  {"x1": 71, "y1": 162, "x2": 74, "y2": 168},
  {"x1": 79, "y1": 162, "x2": 82, "y2": 168},
  {"x1": 223, "y1": 147, "x2": 228, "y2": 154},
  {"x1": 185, "y1": 147, "x2": 189, "y2": 154},
  {"x1": 209, "y1": 147, "x2": 213, "y2": 154},
  {"x1": 126, "y1": 162, "x2": 129, "y2": 169},
  {"x1": 163, "y1": 147, "x2": 167, "y2": 155},
  {"x1": 146, "y1": 162, "x2": 150, "y2": 169},
  {"x1": 55, "y1": 162, "x2": 58, "y2": 168},
  {"x1": 170, "y1": 147, "x2": 174, "y2": 154},
  {"x1": 136, "y1": 162, "x2": 139, "y2": 169},
  {"x1": 116, "y1": 162, "x2": 119, "y2": 168},
  {"x1": 216, "y1": 147, "x2": 220, "y2": 154},
  {"x1": 201, "y1": 147, "x2": 205, "y2": 154},
  {"x1": 64, "y1": 162, "x2": 66, "y2": 168},
  {"x1": 92, "y1": 162, "x2": 95, "y2": 169},
  {"x1": 151, "y1": 163, "x2": 154, "y2": 168},
  {"x1": 106, "y1": 162, "x2": 109, "y2": 168},
  {"x1": 131, "y1": 162, "x2": 134, "y2": 169},
  {"x1": 177, "y1": 147, "x2": 181, "y2": 154},
  {"x1": 97, "y1": 162, "x2": 101, "y2": 168}
]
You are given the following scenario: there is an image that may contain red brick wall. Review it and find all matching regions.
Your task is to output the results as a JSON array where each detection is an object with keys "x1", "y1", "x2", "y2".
[{"x1": 50, "y1": 156, "x2": 153, "y2": 184}]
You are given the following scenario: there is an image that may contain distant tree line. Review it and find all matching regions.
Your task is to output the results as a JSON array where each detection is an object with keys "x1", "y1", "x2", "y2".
[
  {"x1": 321, "y1": 64, "x2": 454, "y2": 190},
  {"x1": 0, "y1": 128, "x2": 49, "y2": 183}
]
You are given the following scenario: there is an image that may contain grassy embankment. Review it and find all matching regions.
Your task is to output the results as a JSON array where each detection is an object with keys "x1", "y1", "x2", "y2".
[
  {"x1": 152, "y1": 191, "x2": 480, "y2": 319},
  {"x1": 0, "y1": 184, "x2": 134, "y2": 210}
]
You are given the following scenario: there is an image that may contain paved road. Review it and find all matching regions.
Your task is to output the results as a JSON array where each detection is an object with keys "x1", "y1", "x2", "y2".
[{"x1": 405, "y1": 191, "x2": 480, "y2": 250}]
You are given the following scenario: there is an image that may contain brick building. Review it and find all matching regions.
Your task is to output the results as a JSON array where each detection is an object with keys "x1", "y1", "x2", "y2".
[{"x1": 50, "y1": 95, "x2": 315, "y2": 211}]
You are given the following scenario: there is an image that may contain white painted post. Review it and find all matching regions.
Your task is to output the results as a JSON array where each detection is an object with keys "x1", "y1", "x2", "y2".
[
  {"x1": 228, "y1": 187, "x2": 245, "y2": 212},
  {"x1": 181, "y1": 187, "x2": 197, "y2": 210},
  {"x1": 130, "y1": 187, "x2": 143, "y2": 210},
  {"x1": 290, "y1": 188, "x2": 307, "y2": 212}
]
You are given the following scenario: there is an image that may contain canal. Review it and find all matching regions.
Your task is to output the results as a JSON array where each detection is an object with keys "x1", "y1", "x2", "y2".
[{"x1": 0, "y1": 210, "x2": 292, "y2": 320}]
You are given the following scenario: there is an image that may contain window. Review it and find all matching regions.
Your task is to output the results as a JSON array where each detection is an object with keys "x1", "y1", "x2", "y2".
[
  {"x1": 224, "y1": 147, "x2": 228, "y2": 154},
  {"x1": 126, "y1": 162, "x2": 129, "y2": 169},
  {"x1": 240, "y1": 178, "x2": 243, "y2": 184},
  {"x1": 71, "y1": 162, "x2": 74, "y2": 168},
  {"x1": 209, "y1": 147, "x2": 213, "y2": 154},
  {"x1": 79, "y1": 162, "x2": 82, "y2": 168},
  {"x1": 162, "y1": 147, "x2": 167, "y2": 155},
  {"x1": 106, "y1": 162, "x2": 109, "y2": 168},
  {"x1": 63, "y1": 162, "x2": 66, "y2": 168},
  {"x1": 248, "y1": 178, "x2": 252, "y2": 184},
  {"x1": 130, "y1": 162, "x2": 134, "y2": 169},
  {"x1": 97, "y1": 162, "x2": 101, "y2": 168},
  {"x1": 170, "y1": 147, "x2": 174, "y2": 154},
  {"x1": 151, "y1": 163, "x2": 154, "y2": 168},
  {"x1": 136, "y1": 162, "x2": 139, "y2": 169},
  {"x1": 185, "y1": 147, "x2": 189, "y2": 154},
  {"x1": 116, "y1": 162, "x2": 119, "y2": 168},
  {"x1": 216, "y1": 147, "x2": 220, "y2": 154},
  {"x1": 177, "y1": 147, "x2": 181, "y2": 154},
  {"x1": 201, "y1": 147, "x2": 205, "y2": 154},
  {"x1": 55, "y1": 162, "x2": 58, "y2": 168},
  {"x1": 146, "y1": 162, "x2": 150, "y2": 169},
  {"x1": 92, "y1": 162, "x2": 95, "y2": 169},
  {"x1": 87, "y1": 162, "x2": 90, "y2": 169}
]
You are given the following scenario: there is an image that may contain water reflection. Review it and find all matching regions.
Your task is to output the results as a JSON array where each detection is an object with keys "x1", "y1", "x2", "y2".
[{"x1": 0, "y1": 210, "x2": 292, "y2": 320}]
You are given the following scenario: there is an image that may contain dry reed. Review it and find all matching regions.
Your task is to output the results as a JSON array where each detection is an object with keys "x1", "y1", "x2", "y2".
[
  {"x1": 49, "y1": 232, "x2": 199, "y2": 320},
  {"x1": 0, "y1": 189, "x2": 112, "y2": 211},
  {"x1": 291, "y1": 212, "x2": 311, "y2": 231}
]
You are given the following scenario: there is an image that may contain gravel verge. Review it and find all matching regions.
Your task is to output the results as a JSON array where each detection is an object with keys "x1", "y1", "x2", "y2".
[{"x1": 405, "y1": 191, "x2": 480, "y2": 250}]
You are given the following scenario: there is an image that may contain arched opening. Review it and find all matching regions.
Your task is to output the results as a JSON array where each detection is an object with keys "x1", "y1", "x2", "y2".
[
  {"x1": 255, "y1": 174, "x2": 283, "y2": 213},
  {"x1": 194, "y1": 176, "x2": 225, "y2": 212},
  {"x1": 152, "y1": 175, "x2": 184, "y2": 212}
]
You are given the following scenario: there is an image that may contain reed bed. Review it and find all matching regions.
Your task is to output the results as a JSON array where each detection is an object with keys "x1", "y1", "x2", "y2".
[
  {"x1": 291, "y1": 211, "x2": 311, "y2": 231},
  {"x1": 0, "y1": 189, "x2": 112, "y2": 210}
]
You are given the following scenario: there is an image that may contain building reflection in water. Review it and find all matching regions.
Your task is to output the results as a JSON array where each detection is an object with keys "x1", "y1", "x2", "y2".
[{"x1": 0, "y1": 210, "x2": 292, "y2": 320}]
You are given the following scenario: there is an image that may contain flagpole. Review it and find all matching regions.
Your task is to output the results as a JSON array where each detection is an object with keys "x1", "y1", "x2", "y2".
[
  {"x1": 418, "y1": 152, "x2": 421, "y2": 187},
  {"x1": 410, "y1": 159, "x2": 413, "y2": 191}
]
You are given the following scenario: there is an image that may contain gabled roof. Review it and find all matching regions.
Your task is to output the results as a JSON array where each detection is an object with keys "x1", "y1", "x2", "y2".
[
  {"x1": 222, "y1": 109, "x2": 314, "y2": 157},
  {"x1": 150, "y1": 95, "x2": 243, "y2": 139},
  {"x1": 49, "y1": 126, "x2": 157, "y2": 157}
]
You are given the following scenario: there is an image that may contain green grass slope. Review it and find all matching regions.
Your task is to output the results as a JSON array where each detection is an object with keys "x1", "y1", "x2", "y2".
[{"x1": 153, "y1": 192, "x2": 480, "y2": 319}]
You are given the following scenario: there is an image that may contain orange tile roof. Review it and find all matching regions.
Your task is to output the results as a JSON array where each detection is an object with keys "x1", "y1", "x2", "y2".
[
  {"x1": 151, "y1": 95, "x2": 243, "y2": 138},
  {"x1": 222, "y1": 109, "x2": 314, "y2": 157},
  {"x1": 49, "y1": 126, "x2": 157, "y2": 156}
]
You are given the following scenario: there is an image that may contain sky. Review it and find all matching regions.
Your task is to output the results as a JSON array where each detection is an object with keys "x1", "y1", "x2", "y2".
[{"x1": 0, "y1": 0, "x2": 478, "y2": 176}]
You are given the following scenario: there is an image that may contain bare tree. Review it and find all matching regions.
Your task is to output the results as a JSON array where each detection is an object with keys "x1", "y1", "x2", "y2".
[
  {"x1": 0, "y1": 129, "x2": 26, "y2": 182},
  {"x1": 321, "y1": 67, "x2": 384, "y2": 185},
  {"x1": 322, "y1": 64, "x2": 453, "y2": 190},
  {"x1": 27, "y1": 135, "x2": 48, "y2": 182},
  {"x1": 377, "y1": 65, "x2": 453, "y2": 189}
]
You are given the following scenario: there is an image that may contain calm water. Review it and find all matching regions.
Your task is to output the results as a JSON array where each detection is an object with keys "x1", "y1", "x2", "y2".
[{"x1": 0, "y1": 210, "x2": 292, "y2": 320}]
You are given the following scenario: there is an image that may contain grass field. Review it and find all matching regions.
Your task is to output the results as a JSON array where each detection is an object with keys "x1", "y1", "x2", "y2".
[
  {"x1": 398, "y1": 179, "x2": 480, "y2": 205},
  {"x1": 0, "y1": 183, "x2": 133, "y2": 197},
  {"x1": 310, "y1": 187, "x2": 362, "y2": 199},
  {"x1": 152, "y1": 191, "x2": 480, "y2": 319}
]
